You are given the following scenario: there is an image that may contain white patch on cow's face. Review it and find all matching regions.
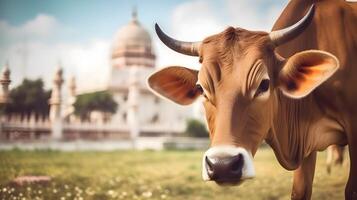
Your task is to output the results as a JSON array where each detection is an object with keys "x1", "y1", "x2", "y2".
[{"x1": 202, "y1": 145, "x2": 255, "y2": 181}]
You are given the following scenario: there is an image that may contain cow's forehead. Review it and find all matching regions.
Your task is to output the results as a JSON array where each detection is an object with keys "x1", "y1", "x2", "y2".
[{"x1": 200, "y1": 27, "x2": 270, "y2": 64}]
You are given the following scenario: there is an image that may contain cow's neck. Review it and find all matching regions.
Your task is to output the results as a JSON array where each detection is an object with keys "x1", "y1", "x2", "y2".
[{"x1": 266, "y1": 92, "x2": 321, "y2": 170}]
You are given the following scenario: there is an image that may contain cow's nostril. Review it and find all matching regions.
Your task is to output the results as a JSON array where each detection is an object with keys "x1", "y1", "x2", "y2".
[
  {"x1": 230, "y1": 154, "x2": 244, "y2": 173},
  {"x1": 205, "y1": 156, "x2": 214, "y2": 173}
]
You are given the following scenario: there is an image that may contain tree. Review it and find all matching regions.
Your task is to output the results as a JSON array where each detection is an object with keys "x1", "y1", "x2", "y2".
[
  {"x1": 2, "y1": 79, "x2": 51, "y2": 117},
  {"x1": 185, "y1": 119, "x2": 209, "y2": 138},
  {"x1": 73, "y1": 91, "x2": 118, "y2": 121}
]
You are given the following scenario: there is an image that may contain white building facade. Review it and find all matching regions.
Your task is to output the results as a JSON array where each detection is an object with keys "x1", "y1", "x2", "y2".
[{"x1": 107, "y1": 11, "x2": 195, "y2": 135}]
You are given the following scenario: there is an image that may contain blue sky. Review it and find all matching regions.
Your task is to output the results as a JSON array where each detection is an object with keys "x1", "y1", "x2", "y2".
[
  {"x1": 0, "y1": 0, "x2": 287, "y2": 90},
  {"x1": 0, "y1": 0, "x2": 184, "y2": 42}
]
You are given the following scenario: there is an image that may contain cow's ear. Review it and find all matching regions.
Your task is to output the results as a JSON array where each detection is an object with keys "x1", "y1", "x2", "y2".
[
  {"x1": 147, "y1": 66, "x2": 200, "y2": 105},
  {"x1": 278, "y1": 50, "x2": 339, "y2": 98}
]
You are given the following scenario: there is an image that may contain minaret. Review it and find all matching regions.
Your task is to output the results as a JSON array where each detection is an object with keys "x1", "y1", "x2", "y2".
[
  {"x1": 68, "y1": 76, "x2": 76, "y2": 98},
  {"x1": 127, "y1": 67, "x2": 140, "y2": 149},
  {"x1": 0, "y1": 63, "x2": 11, "y2": 104},
  {"x1": 49, "y1": 66, "x2": 64, "y2": 140},
  {"x1": 66, "y1": 76, "x2": 76, "y2": 120}
]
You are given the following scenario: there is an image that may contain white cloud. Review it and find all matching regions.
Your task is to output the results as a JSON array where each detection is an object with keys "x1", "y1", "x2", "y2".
[
  {"x1": 155, "y1": 0, "x2": 221, "y2": 70},
  {"x1": 22, "y1": 14, "x2": 59, "y2": 37},
  {"x1": 171, "y1": 0, "x2": 224, "y2": 40},
  {"x1": 0, "y1": 39, "x2": 110, "y2": 91},
  {"x1": 59, "y1": 40, "x2": 111, "y2": 91},
  {"x1": 226, "y1": 0, "x2": 286, "y2": 31},
  {"x1": 0, "y1": 14, "x2": 71, "y2": 46},
  {"x1": 0, "y1": 14, "x2": 110, "y2": 92}
]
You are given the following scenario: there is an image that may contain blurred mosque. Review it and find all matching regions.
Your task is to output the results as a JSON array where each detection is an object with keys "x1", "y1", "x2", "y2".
[{"x1": 0, "y1": 10, "x2": 204, "y2": 150}]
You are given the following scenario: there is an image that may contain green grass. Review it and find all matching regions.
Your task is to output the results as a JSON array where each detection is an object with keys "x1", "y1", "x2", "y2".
[{"x1": 0, "y1": 148, "x2": 349, "y2": 200}]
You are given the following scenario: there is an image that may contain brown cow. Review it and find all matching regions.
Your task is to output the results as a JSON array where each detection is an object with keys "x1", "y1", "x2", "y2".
[{"x1": 148, "y1": 0, "x2": 356, "y2": 199}]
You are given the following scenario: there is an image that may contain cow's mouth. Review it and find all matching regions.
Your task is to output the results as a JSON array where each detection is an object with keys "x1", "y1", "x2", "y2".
[{"x1": 214, "y1": 179, "x2": 244, "y2": 186}]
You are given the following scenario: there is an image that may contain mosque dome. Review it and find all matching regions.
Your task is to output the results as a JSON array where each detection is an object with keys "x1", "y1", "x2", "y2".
[{"x1": 111, "y1": 10, "x2": 155, "y2": 68}]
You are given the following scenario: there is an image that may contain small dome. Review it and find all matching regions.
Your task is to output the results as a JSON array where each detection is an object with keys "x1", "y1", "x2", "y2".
[
  {"x1": 1, "y1": 63, "x2": 10, "y2": 81},
  {"x1": 111, "y1": 10, "x2": 155, "y2": 69},
  {"x1": 2, "y1": 65, "x2": 10, "y2": 76}
]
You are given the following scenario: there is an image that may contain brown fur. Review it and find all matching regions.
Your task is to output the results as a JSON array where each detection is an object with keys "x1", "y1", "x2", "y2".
[
  {"x1": 273, "y1": 0, "x2": 357, "y2": 199},
  {"x1": 149, "y1": 0, "x2": 357, "y2": 199}
]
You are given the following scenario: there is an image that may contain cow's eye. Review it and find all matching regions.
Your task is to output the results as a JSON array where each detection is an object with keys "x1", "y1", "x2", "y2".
[
  {"x1": 254, "y1": 79, "x2": 270, "y2": 97},
  {"x1": 196, "y1": 84, "x2": 207, "y2": 98}
]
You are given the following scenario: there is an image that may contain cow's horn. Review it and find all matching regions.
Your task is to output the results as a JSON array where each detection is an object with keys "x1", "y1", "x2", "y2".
[
  {"x1": 269, "y1": 4, "x2": 315, "y2": 47},
  {"x1": 155, "y1": 23, "x2": 201, "y2": 57}
]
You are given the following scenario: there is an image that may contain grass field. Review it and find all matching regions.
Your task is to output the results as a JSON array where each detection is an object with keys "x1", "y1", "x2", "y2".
[{"x1": 0, "y1": 147, "x2": 349, "y2": 200}]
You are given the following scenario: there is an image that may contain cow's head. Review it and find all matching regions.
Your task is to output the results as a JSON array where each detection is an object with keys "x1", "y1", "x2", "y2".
[{"x1": 148, "y1": 5, "x2": 339, "y2": 185}]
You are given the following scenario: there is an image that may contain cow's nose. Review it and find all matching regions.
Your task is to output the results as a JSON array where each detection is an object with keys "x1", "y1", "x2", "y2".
[{"x1": 205, "y1": 154, "x2": 244, "y2": 183}]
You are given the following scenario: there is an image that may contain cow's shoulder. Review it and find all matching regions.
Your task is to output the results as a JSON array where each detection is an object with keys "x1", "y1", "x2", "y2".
[
  {"x1": 273, "y1": 0, "x2": 357, "y2": 56},
  {"x1": 272, "y1": 0, "x2": 352, "y2": 31}
]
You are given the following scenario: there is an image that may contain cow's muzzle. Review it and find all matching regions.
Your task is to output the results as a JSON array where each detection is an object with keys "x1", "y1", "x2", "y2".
[{"x1": 202, "y1": 146, "x2": 255, "y2": 185}]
